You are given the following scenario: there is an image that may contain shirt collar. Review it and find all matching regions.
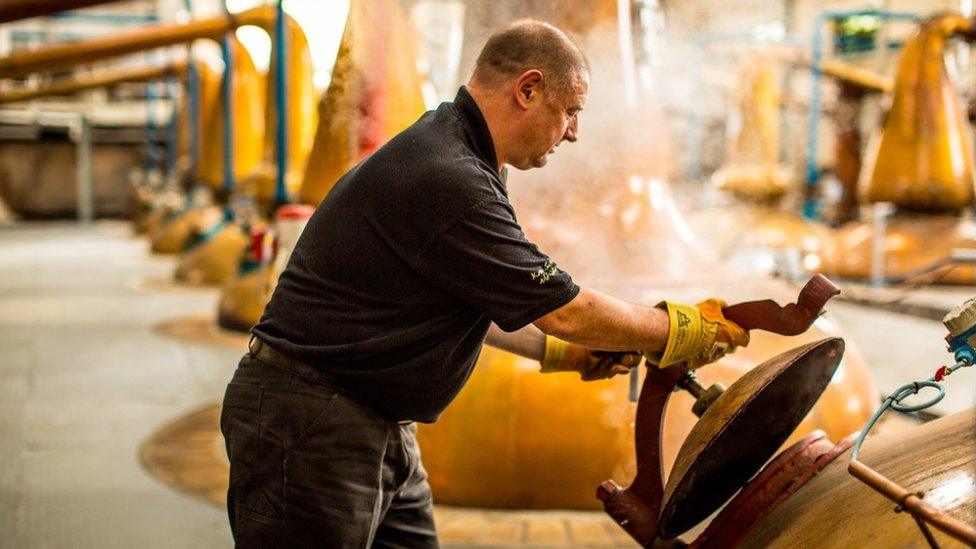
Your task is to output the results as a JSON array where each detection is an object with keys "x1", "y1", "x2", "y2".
[{"x1": 453, "y1": 86, "x2": 499, "y2": 172}]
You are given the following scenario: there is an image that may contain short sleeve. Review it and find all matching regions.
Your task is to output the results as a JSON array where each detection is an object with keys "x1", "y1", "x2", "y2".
[{"x1": 411, "y1": 199, "x2": 579, "y2": 332}]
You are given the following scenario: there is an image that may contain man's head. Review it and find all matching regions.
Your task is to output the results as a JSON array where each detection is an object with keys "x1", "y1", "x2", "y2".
[{"x1": 467, "y1": 20, "x2": 590, "y2": 170}]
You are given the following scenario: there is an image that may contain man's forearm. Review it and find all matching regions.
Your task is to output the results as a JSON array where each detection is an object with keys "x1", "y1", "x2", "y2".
[
  {"x1": 485, "y1": 322, "x2": 547, "y2": 360},
  {"x1": 532, "y1": 287, "x2": 669, "y2": 352}
]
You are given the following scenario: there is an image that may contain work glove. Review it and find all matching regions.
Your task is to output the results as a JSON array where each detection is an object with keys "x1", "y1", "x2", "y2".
[
  {"x1": 540, "y1": 335, "x2": 643, "y2": 381},
  {"x1": 644, "y1": 298, "x2": 750, "y2": 369}
]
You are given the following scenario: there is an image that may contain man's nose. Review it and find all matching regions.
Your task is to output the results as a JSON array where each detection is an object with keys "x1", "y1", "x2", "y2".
[{"x1": 564, "y1": 117, "x2": 579, "y2": 143}]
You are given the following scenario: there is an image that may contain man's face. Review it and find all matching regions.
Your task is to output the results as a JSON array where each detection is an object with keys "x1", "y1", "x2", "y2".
[{"x1": 511, "y1": 72, "x2": 588, "y2": 170}]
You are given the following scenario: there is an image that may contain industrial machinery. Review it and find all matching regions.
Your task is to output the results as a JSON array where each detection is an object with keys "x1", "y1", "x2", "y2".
[{"x1": 600, "y1": 295, "x2": 975, "y2": 546}]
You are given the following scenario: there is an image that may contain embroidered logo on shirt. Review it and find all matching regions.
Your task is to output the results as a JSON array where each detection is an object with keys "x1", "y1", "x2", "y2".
[{"x1": 530, "y1": 260, "x2": 559, "y2": 284}]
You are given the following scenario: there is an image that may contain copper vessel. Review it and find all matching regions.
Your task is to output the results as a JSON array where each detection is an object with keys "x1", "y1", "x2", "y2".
[
  {"x1": 860, "y1": 13, "x2": 975, "y2": 212},
  {"x1": 216, "y1": 266, "x2": 274, "y2": 332},
  {"x1": 740, "y1": 408, "x2": 975, "y2": 547},
  {"x1": 193, "y1": 39, "x2": 265, "y2": 195},
  {"x1": 174, "y1": 223, "x2": 250, "y2": 285},
  {"x1": 712, "y1": 58, "x2": 791, "y2": 204},
  {"x1": 821, "y1": 214, "x2": 976, "y2": 284},
  {"x1": 148, "y1": 205, "x2": 223, "y2": 255},
  {"x1": 239, "y1": 13, "x2": 319, "y2": 204},
  {"x1": 215, "y1": 0, "x2": 429, "y2": 329},
  {"x1": 297, "y1": 0, "x2": 429, "y2": 205},
  {"x1": 815, "y1": 13, "x2": 976, "y2": 284}
]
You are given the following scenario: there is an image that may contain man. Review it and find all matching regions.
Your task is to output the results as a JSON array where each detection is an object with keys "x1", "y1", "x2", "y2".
[{"x1": 220, "y1": 20, "x2": 748, "y2": 548}]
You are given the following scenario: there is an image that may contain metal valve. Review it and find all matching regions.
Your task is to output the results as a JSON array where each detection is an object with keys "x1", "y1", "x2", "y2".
[
  {"x1": 943, "y1": 298, "x2": 976, "y2": 365},
  {"x1": 678, "y1": 372, "x2": 726, "y2": 417}
]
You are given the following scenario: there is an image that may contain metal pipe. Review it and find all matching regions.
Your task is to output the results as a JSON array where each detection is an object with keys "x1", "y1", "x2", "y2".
[
  {"x1": 0, "y1": 63, "x2": 186, "y2": 104},
  {"x1": 74, "y1": 114, "x2": 93, "y2": 223},
  {"x1": 816, "y1": 59, "x2": 893, "y2": 93},
  {"x1": 166, "y1": 76, "x2": 178, "y2": 179},
  {"x1": 870, "y1": 202, "x2": 894, "y2": 287},
  {"x1": 0, "y1": 0, "x2": 124, "y2": 24},
  {"x1": 186, "y1": 59, "x2": 200, "y2": 179},
  {"x1": 0, "y1": 5, "x2": 274, "y2": 79},
  {"x1": 274, "y1": 0, "x2": 288, "y2": 205},
  {"x1": 145, "y1": 79, "x2": 159, "y2": 186},
  {"x1": 849, "y1": 460, "x2": 976, "y2": 546},
  {"x1": 221, "y1": 35, "x2": 234, "y2": 196}
]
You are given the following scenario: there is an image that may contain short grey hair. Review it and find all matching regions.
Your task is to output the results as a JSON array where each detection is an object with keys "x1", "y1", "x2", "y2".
[{"x1": 472, "y1": 20, "x2": 589, "y2": 93}]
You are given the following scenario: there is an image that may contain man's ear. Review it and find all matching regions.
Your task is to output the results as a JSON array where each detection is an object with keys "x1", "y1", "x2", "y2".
[{"x1": 514, "y1": 70, "x2": 544, "y2": 109}]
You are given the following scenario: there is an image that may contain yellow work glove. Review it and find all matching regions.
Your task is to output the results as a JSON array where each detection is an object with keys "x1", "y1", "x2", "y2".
[
  {"x1": 540, "y1": 335, "x2": 642, "y2": 381},
  {"x1": 644, "y1": 298, "x2": 750, "y2": 369}
]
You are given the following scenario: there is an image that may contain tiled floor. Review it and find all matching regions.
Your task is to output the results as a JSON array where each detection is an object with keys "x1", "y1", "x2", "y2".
[{"x1": 1, "y1": 220, "x2": 972, "y2": 548}]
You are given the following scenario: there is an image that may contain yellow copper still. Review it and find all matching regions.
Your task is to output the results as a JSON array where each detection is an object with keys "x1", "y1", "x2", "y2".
[
  {"x1": 740, "y1": 408, "x2": 975, "y2": 547},
  {"x1": 244, "y1": 14, "x2": 319, "y2": 204},
  {"x1": 176, "y1": 9, "x2": 318, "y2": 281},
  {"x1": 0, "y1": 4, "x2": 314, "y2": 204},
  {"x1": 149, "y1": 204, "x2": 223, "y2": 254},
  {"x1": 217, "y1": 0, "x2": 430, "y2": 330},
  {"x1": 861, "y1": 13, "x2": 975, "y2": 212},
  {"x1": 194, "y1": 38, "x2": 265, "y2": 193},
  {"x1": 712, "y1": 58, "x2": 791, "y2": 203},
  {"x1": 151, "y1": 45, "x2": 262, "y2": 257},
  {"x1": 174, "y1": 222, "x2": 251, "y2": 285},
  {"x1": 821, "y1": 13, "x2": 976, "y2": 284},
  {"x1": 297, "y1": 0, "x2": 429, "y2": 206}
]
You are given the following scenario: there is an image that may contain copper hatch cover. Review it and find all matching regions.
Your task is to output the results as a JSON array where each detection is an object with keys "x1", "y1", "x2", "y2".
[{"x1": 658, "y1": 337, "x2": 846, "y2": 538}]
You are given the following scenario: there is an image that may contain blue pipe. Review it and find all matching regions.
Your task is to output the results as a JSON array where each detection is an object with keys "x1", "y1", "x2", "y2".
[
  {"x1": 145, "y1": 80, "x2": 158, "y2": 186},
  {"x1": 221, "y1": 34, "x2": 235, "y2": 196},
  {"x1": 274, "y1": 0, "x2": 288, "y2": 205},
  {"x1": 166, "y1": 76, "x2": 178, "y2": 178},
  {"x1": 50, "y1": 12, "x2": 158, "y2": 24},
  {"x1": 11, "y1": 30, "x2": 87, "y2": 41},
  {"x1": 187, "y1": 60, "x2": 200, "y2": 180},
  {"x1": 804, "y1": 9, "x2": 919, "y2": 219}
]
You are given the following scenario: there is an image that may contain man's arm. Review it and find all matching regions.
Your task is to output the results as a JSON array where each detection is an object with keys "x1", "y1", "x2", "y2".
[
  {"x1": 485, "y1": 319, "x2": 642, "y2": 381},
  {"x1": 533, "y1": 287, "x2": 670, "y2": 352},
  {"x1": 485, "y1": 322, "x2": 546, "y2": 360}
]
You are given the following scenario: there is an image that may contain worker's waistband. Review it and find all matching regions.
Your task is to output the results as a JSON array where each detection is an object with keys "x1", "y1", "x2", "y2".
[{"x1": 247, "y1": 335, "x2": 414, "y2": 426}]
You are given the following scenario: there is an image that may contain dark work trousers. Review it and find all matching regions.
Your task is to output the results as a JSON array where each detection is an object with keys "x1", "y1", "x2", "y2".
[{"x1": 220, "y1": 354, "x2": 439, "y2": 548}]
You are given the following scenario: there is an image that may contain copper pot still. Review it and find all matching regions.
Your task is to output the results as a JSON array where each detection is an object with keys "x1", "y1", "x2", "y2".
[{"x1": 821, "y1": 13, "x2": 976, "y2": 284}]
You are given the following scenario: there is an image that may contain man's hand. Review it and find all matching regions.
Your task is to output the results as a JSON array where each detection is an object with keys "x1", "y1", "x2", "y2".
[
  {"x1": 644, "y1": 298, "x2": 750, "y2": 369},
  {"x1": 541, "y1": 336, "x2": 643, "y2": 381}
]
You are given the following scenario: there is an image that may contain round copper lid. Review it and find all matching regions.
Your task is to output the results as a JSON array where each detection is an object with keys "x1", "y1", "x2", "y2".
[{"x1": 658, "y1": 337, "x2": 846, "y2": 539}]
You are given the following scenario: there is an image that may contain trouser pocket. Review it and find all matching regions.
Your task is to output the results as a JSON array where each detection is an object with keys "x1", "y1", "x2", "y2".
[{"x1": 221, "y1": 380, "x2": 286, "y2": 545}]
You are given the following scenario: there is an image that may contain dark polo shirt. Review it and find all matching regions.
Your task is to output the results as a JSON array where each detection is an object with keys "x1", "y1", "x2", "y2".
[{"x1": 252, "y1": 87, "x2": 579, "y2": 422}]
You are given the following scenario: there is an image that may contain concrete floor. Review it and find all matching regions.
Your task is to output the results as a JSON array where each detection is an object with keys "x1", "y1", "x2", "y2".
[
  {"x1": 0, "y1": 221, "x2": 236, "y2": 548},
  {"x1": 1, "y1": 220, "x2": 973, "y2": 548}
]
